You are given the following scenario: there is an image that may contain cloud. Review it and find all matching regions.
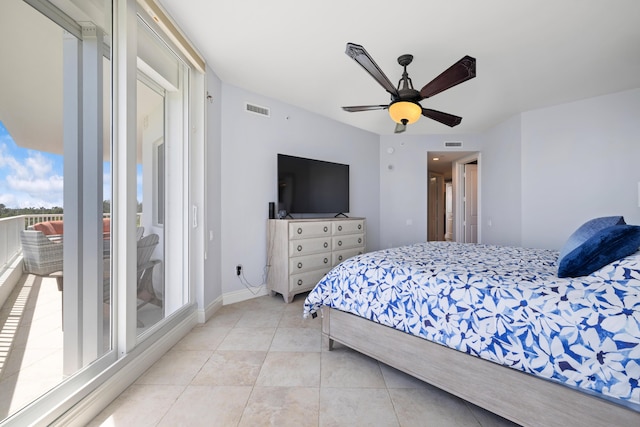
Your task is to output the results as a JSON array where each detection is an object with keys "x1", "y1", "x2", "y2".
[
  {"x1": 25, "y1": 152, "x2": 54, "y2": 177},
  {"x1": 0, "y1": 191, "x2": 60, "y2": 209},
  {"x1": 6, "y1": 174, "x2": 63, "y2": 194},
  {"x1": 0, "y1": 143, "x2": 64, "y2": 208}
]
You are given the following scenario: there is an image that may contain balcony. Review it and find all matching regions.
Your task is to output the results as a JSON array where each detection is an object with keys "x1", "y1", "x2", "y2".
[
  {"x1": 0, "y1": 213, "x2": 156, "y2": 418},
  {"x1": 0, "y1": 215, "x2": 61, "y2": 416}
]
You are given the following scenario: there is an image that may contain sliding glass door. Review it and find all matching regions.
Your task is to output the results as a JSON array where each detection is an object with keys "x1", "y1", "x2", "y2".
[
  {"x1": 135, "y1": 17, "x2": 190, "y2": 336},
  {"x1": 0, "y1": 0, "x2": 194, "y2": 423}
]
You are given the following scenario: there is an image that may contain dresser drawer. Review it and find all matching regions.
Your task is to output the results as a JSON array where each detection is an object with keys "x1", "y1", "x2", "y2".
[
  {"x1": 332, "y1": 234, "x2": 365, "y2": 251},
  {"x1": 288, "y1": 237, "x2": 331, "y2": 257},
  {"x1": 332, "y1": 220, "x2": 364, "y2": 235},
  {"x1": 289, "y1": 252, "x2": 331, "y2": 274},
  {"x1": 289, "y1": 221, "x2": 331, "y2": 240},
  {"x1": 289, "y1": 268, "x2": 330, "y2": 292},
  {"x1": 333, "y1": 248, "x2": 365, "y2": 266},
  {"x1": 268, "y1": 218, "x2": 366, "y2": 303}
]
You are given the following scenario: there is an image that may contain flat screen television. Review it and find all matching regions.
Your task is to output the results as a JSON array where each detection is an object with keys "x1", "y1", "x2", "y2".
[{"x1": 278, "y1": 154, "x2": 349, "y2": 215}]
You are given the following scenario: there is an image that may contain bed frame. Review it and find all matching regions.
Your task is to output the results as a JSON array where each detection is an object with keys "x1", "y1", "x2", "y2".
[{"x1": 321, "y1": 307, "x2": 640, "y2": 427}]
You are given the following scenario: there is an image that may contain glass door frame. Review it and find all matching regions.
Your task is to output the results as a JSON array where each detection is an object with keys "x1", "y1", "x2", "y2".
[{"x1": 4, "y1": 0, "x2": 201, "y2": 424}]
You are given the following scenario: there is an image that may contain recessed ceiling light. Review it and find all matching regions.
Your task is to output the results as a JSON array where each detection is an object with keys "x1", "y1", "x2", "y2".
[{"x1": 433, "y1": 157, "x2": 439, "y2": 161}]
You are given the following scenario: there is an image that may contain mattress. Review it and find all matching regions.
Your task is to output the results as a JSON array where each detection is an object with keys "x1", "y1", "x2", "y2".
[{"x1": 303, "y1": 241, "x2": 640, "y2": 407}]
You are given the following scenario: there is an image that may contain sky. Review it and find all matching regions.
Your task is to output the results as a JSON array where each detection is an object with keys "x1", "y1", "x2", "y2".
[{"x1": 0, "y1": 121, "x2": 142, "y2": 209}]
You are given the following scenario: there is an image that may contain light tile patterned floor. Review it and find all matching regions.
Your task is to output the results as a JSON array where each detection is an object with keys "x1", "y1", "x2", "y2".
[
  {"x1": 89, "y1": 293, "x2": 520, "y2": 426},
  {"x1": 0, "y1": 275, "x2": 63, "y2": 419},
  {"x1": 0, "y1": 272, "x2": 163, "y2": 421}
]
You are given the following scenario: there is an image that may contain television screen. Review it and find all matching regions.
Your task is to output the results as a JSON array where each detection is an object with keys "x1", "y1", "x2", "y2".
[{"x1": 278, "y1": 154, "x2": 349, "y2": 215}]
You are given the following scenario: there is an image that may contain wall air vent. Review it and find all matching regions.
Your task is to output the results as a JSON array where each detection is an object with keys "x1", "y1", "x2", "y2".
[
  {"x1": 245, "y1": 102, "x2": 271, "y2": 117},
  {"x1": 444, "y1": 141, "x2": 463, "y2": 148}
]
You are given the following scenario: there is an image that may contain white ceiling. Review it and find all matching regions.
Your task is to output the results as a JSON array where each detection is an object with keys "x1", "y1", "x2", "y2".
[
  {"x1": 2, "y1": 0, "x2": 639, "y2": 155},
  {"x1": 160, "y1": 0, "x2": 640, "y2": 135},
  {"x1": 0, "y1": 0, "x2": 162, "y2": 159}
]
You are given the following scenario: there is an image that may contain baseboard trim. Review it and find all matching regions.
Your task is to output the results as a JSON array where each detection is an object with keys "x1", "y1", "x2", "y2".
[
  {"x1": 197, "y1": 294, "x2": 223, "y2": 323},
  {"x1": 223, "y1": 286, "x2": 268, "y2": 305}
]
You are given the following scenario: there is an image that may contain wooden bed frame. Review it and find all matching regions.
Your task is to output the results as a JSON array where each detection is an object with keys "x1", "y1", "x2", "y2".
[{"x1": 321, "y1": 307, "x2": 640, "y2": 427}]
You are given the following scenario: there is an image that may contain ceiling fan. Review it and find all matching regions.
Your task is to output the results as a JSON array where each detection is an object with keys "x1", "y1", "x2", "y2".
[{"x1": 342, "y1": 43, "x2": 476, "y2": 133}]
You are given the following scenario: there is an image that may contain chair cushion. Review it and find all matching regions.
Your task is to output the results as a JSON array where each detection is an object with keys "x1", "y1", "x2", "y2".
[
  {"x1": 32, "y1": 220, "x2": 63, "y2": 235},
  {"x1": 49, "y1": 220, "x2": 64, "y2": 234}
]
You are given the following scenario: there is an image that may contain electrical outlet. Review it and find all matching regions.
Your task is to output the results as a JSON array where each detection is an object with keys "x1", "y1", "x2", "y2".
[{"x1": 236, "y1": 265, "x2": 242, "y2": 276}]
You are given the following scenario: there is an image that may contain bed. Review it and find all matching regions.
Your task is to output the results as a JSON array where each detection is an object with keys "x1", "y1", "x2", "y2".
[{"x1": 303, "y1": 230, "x2": 640, "y2": 426}]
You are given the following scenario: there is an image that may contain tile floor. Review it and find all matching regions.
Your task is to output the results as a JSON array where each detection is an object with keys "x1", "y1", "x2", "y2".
[
  {"x1": 89, "y1": 293, "x2": 520, "y2": 426},
  {"x1": 0, "y1": 273, "x2": 163, "y2": 421},
  {"x1": 0, "y1": 274, "x2": 63, "y2": 419}
]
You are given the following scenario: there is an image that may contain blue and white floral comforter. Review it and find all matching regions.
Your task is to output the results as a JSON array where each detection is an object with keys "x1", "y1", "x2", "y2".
[{"x1": 303, "y1": 241, "x2": 640, "y2": 408}]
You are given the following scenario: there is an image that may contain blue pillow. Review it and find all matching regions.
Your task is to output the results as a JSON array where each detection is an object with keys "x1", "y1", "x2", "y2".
[
  {"x1": 557, "y1": 224, "x2": 640, "y2": 278},
  {"x1": 558, "y1": 216, "x2": 625, "y2": 262}
]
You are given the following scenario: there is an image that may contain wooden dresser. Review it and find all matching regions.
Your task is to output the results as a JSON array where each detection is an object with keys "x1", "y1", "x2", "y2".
[{"x1": 267, "y1": 217, "x2": 366, "y2": 302}]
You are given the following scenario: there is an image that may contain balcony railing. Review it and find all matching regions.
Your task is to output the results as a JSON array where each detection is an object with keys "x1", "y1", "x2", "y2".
[
  {"x1": 0, "y1": 213, "x2": 141, "y2": 275},
  {"x1": 0, "y1": 216, "x2": 24, "y2": 273}
]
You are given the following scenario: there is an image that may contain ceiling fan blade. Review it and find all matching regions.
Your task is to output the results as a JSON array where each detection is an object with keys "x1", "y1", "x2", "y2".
[
  {"x1": 342, "y1": 105, "x2": 388, "y2": 112},
  {"x1": 394, "y1": 123, "x2": 406, "y2": 134},
  {"x1": 419, "y1": 56, "x2": 476, "y2": 99},
  {"x1": 346, "y1": 43, "x2": 399, "y2": 97},
  {"x1": 422, "y1": 108, "x2": 462, "y2": 127}
]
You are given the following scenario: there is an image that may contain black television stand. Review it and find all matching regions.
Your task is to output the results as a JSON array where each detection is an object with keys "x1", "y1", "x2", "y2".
[{"x1": 334, "y1": 213, "x2": 349, "y2": 218}]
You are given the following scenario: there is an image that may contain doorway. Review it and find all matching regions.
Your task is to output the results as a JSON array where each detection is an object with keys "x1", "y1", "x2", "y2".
[
  {"x1": 427, "y1": 172, "x2": 445, "y2": 241},
  {"x1": 427, "y1": 151, "x2": 480, "y2": 243},
  {"x1": 463, "y1": 162, "x2": 478, "y2": 243}
]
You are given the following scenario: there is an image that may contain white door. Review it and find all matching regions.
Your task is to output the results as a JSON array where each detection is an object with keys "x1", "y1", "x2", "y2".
[
  {"x1": 464, "y1": 163, "x2": 478, "y2": 243},
  {"x1": 427, "y1": 173, "x2": 445, "y2": 241},
  {"x1": 445, "y1": 182, "x2": 453, "y2": 241}
]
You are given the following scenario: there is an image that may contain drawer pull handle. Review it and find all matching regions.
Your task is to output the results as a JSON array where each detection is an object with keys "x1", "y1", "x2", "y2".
[
  {"x1": 297, "y1": 262, "x2": 303, "y2": 269},
  {"x1": 323, "y1": 226, "x2": 328, "y2": 232},
  {"x1": 358, "y1": 238, "x2": 362, "y2": 244},
  {"x1": 324, "y1": 258, "x2": 328, "y2": 264},
  {"x1": 338, "y1": 255, "x2": 343, "y2": 261},
  {"x1": 297, "y1": 279, "x2": 303, "y2": 286},
  {"x1": 297, "y1": 245, "x2": 302, "y2": 252},
  {"x1": 338, "y1": 225, "x2": 343, "y2": 231},
  {"x1": 324, "y1": 242, "x2": 328, "y2": 248},
  {"x1": 338, "y1": 241, "x2": 342, "y2": 246},
  {"x1": 297, "y1": 227, "x2": 303, "y2": 234},
  {"x1": 358, "y1": 224, "x2": 362, "y2": 230}
]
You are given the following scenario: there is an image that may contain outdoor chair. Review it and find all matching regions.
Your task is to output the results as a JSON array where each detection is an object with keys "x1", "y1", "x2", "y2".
[
  {"x1": 20, "y1": 230, "x2": 64, "y2": 276},
  {"x1": 136, "y1": 233, "x2": 162, "y2": 309}
]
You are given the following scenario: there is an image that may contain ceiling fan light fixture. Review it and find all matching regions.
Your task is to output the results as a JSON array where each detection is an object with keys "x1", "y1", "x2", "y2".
[{"x1": 388, "y1": 101, "x2": 422, "y2": 125}]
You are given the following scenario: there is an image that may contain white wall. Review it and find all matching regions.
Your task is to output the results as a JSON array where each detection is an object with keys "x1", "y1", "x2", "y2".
[
  {"x1": 206, "y1": 83, "x2": 640, "y2": 304},
  {"x1": 480, "y1": 114, "x2": 523, "y2": 246},
  {"x1": 378, "y1": 134, "x2": 482, "y2": 249},
  {"x1": 203, "y1": 68, "x2": 223, "y2": 307},
  {"x1": 220, "y1": 84, "x2": 380, "y2": 297},
  {"x1": 521, "y1": 88, "x2": 640, "y2": 249},
  {"x1": 377, "y1": 88, "x2": 640, "y2": 252}
]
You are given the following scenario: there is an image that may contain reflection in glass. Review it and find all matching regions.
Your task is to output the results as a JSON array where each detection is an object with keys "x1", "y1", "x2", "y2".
[{"x1": 136, "y1": 79, "x2": 165, "y2": 331}]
